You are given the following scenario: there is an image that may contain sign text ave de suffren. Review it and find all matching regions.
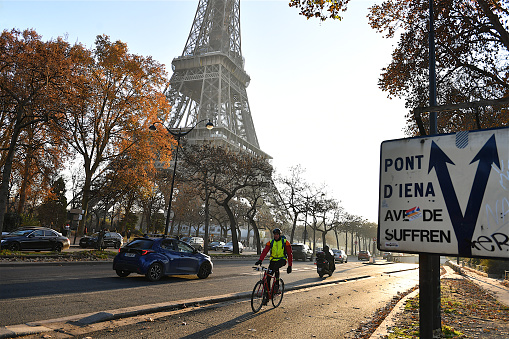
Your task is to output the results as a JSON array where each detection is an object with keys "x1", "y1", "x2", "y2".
[{"x1": 378, "y1": 128, "x2": 509, "y2": 259}]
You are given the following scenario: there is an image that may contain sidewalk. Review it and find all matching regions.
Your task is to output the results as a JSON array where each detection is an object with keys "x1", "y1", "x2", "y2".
[
  {"x1": 370, "y1": 260, "x2": 509, "y2": 338},
  {"x1": 447, "y1": 261, "x2": 509, "y2": 306}
]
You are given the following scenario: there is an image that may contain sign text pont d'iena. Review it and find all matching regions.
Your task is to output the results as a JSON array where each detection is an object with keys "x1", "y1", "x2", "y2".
[{"x1": 382, "y1": 155, "x2": 442, "y2": 223}]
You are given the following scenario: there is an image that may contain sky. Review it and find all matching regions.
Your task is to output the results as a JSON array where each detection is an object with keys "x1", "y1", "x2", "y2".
[{"x1": 1, "y1": 0, "x2": 408, "y2": 223}]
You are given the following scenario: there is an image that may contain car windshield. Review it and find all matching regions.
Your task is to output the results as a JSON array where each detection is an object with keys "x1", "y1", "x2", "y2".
[
  {"x1": 126, "y1": 239, "x2": 154, "y2": 249},
  {"x1": 291, "y1": 245, "x2": 303, "y2": 250}
]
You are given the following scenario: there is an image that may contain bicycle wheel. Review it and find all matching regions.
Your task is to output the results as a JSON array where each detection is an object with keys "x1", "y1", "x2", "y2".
[
  {"x1": 271, "y1": 279, "x2": 285, "y2": 308},
  {"x1": 251, "y1": 280, "x2": 265, "y2": 313}
]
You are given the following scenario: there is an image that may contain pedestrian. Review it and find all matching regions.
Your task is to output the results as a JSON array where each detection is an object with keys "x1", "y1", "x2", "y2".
[{"x1": 96, "y1": 228, "x2": 106, "y2": 250}]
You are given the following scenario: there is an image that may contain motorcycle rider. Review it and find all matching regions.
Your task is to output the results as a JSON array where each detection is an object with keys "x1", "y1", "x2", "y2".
[
  {"x1": 323, "y1": 245, "x2": 336, "y2": 273},
  {"x1": 255, "y1": 228, "x2": 293, "y2": 304}
]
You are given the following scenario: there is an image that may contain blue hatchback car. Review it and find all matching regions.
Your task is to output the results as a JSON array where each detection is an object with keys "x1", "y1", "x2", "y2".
[{"x1": 113, "y1": 236, "x2": 213, "y2": 281}]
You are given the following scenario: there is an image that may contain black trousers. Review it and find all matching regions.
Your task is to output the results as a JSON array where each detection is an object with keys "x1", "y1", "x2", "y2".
[{"x1": 267, "y1": 259, "x2": 286, "y2": 293}]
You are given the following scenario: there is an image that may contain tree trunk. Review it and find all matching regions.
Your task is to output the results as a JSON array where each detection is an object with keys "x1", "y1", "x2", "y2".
[
  {"x1": 223, "y1": 201, "x2": 240, "y2": 254},
  {"x1": 290, "y1": 214, "x2": 298, "y2": 244},
  {"x1": 0, "y1": 121, "x2": 23, "y2": 234},
  {"x1": 17, "y1": 149, "x2": 33, "y2": 216},
  {"x1": 78, "y1": 172, "x2": 93, "y2": 236},
  {"x1": 203, "y1": 184, "x2": 211, "y2": 254},
  {"x1": 345, "y1": 231, "x2": 349, "y2": 254}
]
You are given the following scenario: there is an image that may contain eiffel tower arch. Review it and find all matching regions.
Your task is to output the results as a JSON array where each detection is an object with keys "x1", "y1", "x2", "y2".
[{"x1": 165, "y1": 0, "x2": 271, "y2": 159}]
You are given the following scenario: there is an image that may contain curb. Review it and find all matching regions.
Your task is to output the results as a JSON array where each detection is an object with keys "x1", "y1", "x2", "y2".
[
  {"x1": 0, "y1": 260, "x2": 113, "y2": 267},
  {"x1": 0, "y1": 254, "x2": 261, "y2": 267}
]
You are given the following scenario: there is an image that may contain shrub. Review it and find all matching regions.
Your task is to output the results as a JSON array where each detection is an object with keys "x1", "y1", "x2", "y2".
[{"x1": 481, "y1": 259, "x2": 509, "y2": 276}]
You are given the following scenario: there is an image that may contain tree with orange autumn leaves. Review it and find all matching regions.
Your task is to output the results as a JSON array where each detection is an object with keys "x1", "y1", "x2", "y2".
[
  {"x1": 0, "y1": 29, "x2": 76, "y2": 234},
  {"x1": 290, "y1": 0, "x2": 509, "y2": 135},
  {"x1": 0, "y1": 29, "x2": 173, "y2": 235},
  {"x1": 64, "y1": 34, "x2": 172, "y2": 236}
]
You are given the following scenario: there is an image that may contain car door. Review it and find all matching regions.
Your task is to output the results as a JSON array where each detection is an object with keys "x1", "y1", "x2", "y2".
[
  {"x1": 44, "y1": 229, "x2": 59, "y2": 250},
  {"x1": 175, "y1": 240, "x2": 200, "y2": 274},
  {"x1": 161, "y1": 239, "x2": 181, "y2": 274},
  {"x1": 27, "y1": 230, "x2": 46, "y2": 250},
  {"x1": 103, "y1": 232, "x2": 113, "y2": 248}
]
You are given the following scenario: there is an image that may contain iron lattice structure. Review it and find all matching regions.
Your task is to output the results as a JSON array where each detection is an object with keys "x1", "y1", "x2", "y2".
[{"x1": 166, "y1": 0, "x2": 270, "y2": 159}]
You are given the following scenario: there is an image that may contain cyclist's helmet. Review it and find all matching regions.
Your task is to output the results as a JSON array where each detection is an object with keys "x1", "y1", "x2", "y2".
[{"x1": 273, "y1": 228, "x2": 281, "y2": 235}]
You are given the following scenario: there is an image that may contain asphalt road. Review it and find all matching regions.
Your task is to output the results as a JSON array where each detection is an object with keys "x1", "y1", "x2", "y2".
[
  {"x1": 11, "y1": 262, "x2": 420, "y2": 339},
  {"x1": 0, "y1": 258, "x2": 418, "y2": 329}
]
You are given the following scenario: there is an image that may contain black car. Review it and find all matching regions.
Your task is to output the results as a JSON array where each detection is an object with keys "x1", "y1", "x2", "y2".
[
  {"x1": 79, "y1": 232, "x2": 123, "y2": 249},
  {"x1": 113, "y1": 236, "x2": 213, "y2": 281},
  {"x1": 291, "y1": 243, "x2": 313, "y2": 261},
  {"x1": 0, "y1": 226, "x2": 70, "y2": 252},
  {"x1": 208, "y1": 241, "x2": 225, "y2": 251}
]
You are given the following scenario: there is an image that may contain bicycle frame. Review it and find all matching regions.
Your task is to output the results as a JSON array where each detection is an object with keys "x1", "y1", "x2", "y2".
[
  {"x1": 262, "y1": 267, "x2": 275, "y2": 298},
  {"x1": 251, "y1": 265, "x2": 284, "y2": 313}
]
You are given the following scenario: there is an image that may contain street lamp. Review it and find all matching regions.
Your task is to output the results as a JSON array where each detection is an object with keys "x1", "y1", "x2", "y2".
[{"x1": 149, "y1": 119, "x2": 214, "y2": 235}]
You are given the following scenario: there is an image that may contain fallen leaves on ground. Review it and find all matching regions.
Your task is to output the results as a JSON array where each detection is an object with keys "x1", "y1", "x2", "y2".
[{"x1": 347, "y1": 275, "x2": 509, "y2": 338}]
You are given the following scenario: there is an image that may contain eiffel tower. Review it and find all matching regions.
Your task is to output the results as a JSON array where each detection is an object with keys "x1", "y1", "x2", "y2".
[{"x1": 165, "y1": 0, "x2": 270, "y2": 159}]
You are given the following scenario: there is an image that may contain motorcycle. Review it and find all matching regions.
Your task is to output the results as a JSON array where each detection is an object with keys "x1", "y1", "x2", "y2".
[{"x1": 315, "y1": 250, "x2": 335, "y2": 278}]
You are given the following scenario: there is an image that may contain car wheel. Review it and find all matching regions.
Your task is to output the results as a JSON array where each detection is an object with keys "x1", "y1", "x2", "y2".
[
  {"x1": 54, "y1": 243, "x2": 63, "y2": 252},
  {"x1": 9, "y1": 242, "x2": 20, "y2": 251},
  {"x1": 116, "y1": 269, "x2": 130, "y2": 277},
  {"x1": 146, "y1": 263, "x2": 163, "y2": 282},
  {"x1": 197, "y1": 262, "x2": 212, "y2": 279},
  {"x1": 114, "y1": 242, "x2": 120, "y2": 249}
]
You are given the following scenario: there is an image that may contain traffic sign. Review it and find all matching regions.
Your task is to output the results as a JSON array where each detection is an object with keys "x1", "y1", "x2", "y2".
[{"x1": 378, "y1": 127, "x2": 509, "y2": 259}]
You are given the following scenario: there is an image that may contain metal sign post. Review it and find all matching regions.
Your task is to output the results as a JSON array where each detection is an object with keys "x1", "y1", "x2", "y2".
[{"x1": 426, "y1": 0, "x2": 441, "y2": 334}]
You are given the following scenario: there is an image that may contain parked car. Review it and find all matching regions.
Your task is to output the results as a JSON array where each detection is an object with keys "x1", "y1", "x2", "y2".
[
  {"x1": 113, "y1": 236, "x2": 213, "y2": 281},
  {"x1": 382, "y1": 252, "x2": 392, "y2": 260},
  {"x1": 79, "y1": 231, "x2": 123, "y2": 249},
  {"x1": 358, "y1": 250, "x2": 371, "y2": 261},
  {"x1": 291, "y1": 243, "x2": 313, "y2": 261},
  {"x1": 222, "y1": 241, "x2": 244, "y2": 253},
  {"x1": 333, "y1": 249, "x2": 348, "y2": 263},
  {"x1": 208, "y1": 241, "x2": 225, "y2": 251},
  {"x1": 180, "y1": 237, "x2": 204, "y2": 251},
  {"x1": 0, "y1": 226, "x2": 70, "y2": 252}
]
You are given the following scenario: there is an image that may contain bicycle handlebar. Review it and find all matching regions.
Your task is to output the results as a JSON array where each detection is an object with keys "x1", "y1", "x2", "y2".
[{"x1": 252, "y1": 266, "x2": 268, "y2": 271}]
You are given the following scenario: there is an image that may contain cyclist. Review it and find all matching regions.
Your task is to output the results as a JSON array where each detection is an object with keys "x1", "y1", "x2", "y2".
[{"x1": 255, "y1": 228, "x2": 293, "y2": 303}]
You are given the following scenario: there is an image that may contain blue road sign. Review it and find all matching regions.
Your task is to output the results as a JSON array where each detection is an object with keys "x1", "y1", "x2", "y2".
[{"x1": 378, "y1": 127, "x2": 509, "y2": 259}]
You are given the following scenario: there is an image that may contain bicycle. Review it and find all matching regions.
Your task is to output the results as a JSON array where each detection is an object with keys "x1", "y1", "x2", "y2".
[{"x1": 251, "y1": 265, "x2": 285, "y2": 313}]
